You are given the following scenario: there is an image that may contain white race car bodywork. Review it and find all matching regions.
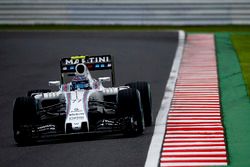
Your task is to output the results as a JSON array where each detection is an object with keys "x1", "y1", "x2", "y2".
[
  {"x1": 65, "y1": 91, "x2": 90, "y2": 131},
  {"x1": 34, "y1": 76, "x2": 124, "y2": 133},
  {"x1": 13, "y1": 55, "x2": 151, "y2": 145}
]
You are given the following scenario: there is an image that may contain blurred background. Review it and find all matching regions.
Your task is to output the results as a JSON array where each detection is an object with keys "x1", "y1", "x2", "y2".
[{"x1": 0, "y1": 0, "x2": 250, "y2": 27}]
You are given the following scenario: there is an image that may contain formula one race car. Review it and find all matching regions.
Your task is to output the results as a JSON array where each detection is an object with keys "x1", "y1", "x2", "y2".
[{"x1": 13, "y1": 55, "x2": 152, "y2": 145}]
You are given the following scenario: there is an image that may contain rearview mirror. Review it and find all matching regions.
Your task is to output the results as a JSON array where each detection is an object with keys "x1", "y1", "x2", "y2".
[
  {"x1": 48, "y1": 81, "x2": 60, "y2": 87},
  {"x1": 98, "y1": 77, "x2": 111, "y2": 83}
]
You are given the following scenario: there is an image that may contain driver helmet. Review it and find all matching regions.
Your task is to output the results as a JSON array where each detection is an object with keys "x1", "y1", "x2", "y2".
[{"x1": 71, "y1": 75, "x2": 90, "y2": 90}]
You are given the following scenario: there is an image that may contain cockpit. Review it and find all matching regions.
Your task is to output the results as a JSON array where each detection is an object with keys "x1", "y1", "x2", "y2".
[{"x1": 71, "y1": 76, "x2": 91, "y2": 90}]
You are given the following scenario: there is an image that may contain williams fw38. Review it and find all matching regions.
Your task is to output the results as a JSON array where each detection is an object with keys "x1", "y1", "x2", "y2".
[{"x1": 13, "y1": 55, "x2": 152, "y2": 145}]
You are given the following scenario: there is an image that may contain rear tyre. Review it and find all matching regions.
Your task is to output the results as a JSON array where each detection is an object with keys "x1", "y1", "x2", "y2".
[
  {"x1": 126, "y1": 82, "x2": 152, "y2": 126},
  {"x1": 27, "y1": 89, "x2": 51, "y2": 97},
  {"x1": 13, "y1": 97, "x2": 37, "y2": 145},
  {"x1": 118, "y1": 88, "x2": 144, "y2": 136}
]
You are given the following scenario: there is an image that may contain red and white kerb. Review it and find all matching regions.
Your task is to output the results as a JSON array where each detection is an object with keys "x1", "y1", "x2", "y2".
[{"x1": 160, "y1": 34, "x2": 228, "y2": 167}]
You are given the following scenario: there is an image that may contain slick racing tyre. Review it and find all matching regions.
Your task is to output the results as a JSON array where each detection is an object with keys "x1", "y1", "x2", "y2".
[
  {"x1": 126, "y1": 82, "x2": 152, "y2": 126},
  {"x1": 118, "y1": 88, "x2": 144, "y2": 136},
  {"x1": 13, "y1": 97, "x2": 37, "y2": 145},
  {"x1": 27, "y1": 89, "x2": 51, "y2": 97}
]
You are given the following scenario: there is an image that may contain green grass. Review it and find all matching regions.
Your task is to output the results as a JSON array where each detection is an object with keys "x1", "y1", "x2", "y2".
[
  {"x1": 1, "y1": 25, "x2": 250, "y2": 32},
  {"x1": 231, "y1": 34, "x2": 250, "y2": 96},
  {"x1": 216, "y1": 33, "x2": 250, "y2": 167}
]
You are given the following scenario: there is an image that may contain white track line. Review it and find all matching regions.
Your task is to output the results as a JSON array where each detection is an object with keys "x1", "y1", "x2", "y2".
[
  {"x1": 144, "y1": 31, "x2": 185, "y2": 167},
  {"x1": 163, "y1": 142, "x2": 225, "y2": 146},
  {"x1": 160, "y1": 162, "x2": 227, "y2": 166},
  {"x1": 166, "y1": 130, "x2": 224, "y2": 134},
  {"x1": 168, "y1": 113, "x2": 221, "y2": 116},
  {"x1": 164, "y1": 139, "x2": 225, "y2": 142},
  {"x1": 169, "y1": 109, "x2": 221, "y2": 112},
  {"x1": 162, "y1": 146, "x2": 226, "y2": 150},
  {"x1": 161, "y1": 157, "x2": 227, "y2": 161},
  {"x1": 161, "y1": 152, "x2": 227, "y2": 156},
  {"x1": 167, "y1": 126, "x2": 223, "y2": 128},
  {"x1": 167, "y1": 120, "x2": 222, "y2": 123},
  {"x1": 165, "y1": 134, "x2": 224, "y2": 137},
  {"x1": 168, "y1": 116, "x2": 221, "y2": 119}
]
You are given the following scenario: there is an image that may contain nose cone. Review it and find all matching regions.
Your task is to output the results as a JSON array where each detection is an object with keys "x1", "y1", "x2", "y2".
[{"x1": 64, "y1": 91, "x2": 90, "y2": 133}]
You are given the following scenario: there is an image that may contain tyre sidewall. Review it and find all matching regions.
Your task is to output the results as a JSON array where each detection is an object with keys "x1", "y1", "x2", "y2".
[
  {"x1": 125, "y1": 82, "x2": 152, "y2": 126},
  {"x1": 118, "y1": 88, "x2": 144, "y2": 135},
  {"x1": 13, "y1": 97, "x2": 37, "y2": 145}
]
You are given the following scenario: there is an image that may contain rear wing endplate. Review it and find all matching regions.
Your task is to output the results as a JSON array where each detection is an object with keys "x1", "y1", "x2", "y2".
[{"x1": 60, "y1": 55, "x2": 115, "y2": 86}]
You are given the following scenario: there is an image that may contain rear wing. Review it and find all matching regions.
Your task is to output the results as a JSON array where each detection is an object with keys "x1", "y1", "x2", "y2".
[{"x1": 60, "y1": 55, "x2": 115, "y2": 86}]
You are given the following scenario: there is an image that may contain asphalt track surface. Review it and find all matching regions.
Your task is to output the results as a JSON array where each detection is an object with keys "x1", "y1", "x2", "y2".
[{"x1": 0, "y1": 31, "x2": 178, "y2": 167}]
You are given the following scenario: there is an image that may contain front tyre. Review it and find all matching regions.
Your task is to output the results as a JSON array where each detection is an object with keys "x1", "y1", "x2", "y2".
[
  {"x1": 118, "y1": 88, "x2": 144, "y2": 136},
  {"x1": 13, "y1": 97, "x2": 37, "y2": 145},
  {"x1": 126, "y1": 82, "x2": 152, "y2": 126}
]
